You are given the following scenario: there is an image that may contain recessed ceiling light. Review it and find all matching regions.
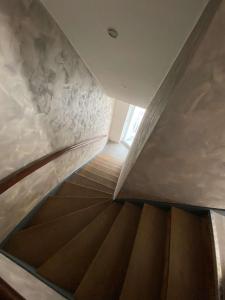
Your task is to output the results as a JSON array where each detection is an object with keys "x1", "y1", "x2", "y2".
[{"x1": 107, "y1": 28, "x2": 118, "y2": 39}]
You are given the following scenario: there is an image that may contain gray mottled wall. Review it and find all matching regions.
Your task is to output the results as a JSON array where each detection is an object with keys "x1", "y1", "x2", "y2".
[
  {"x1": 0, "y1": 0, "x2": 113, "y2": 240},
  {"x1": 115, "y1": 0, "x2": 218, "y2": 199},
  {"x1": 118, "y1": 0, "x2": 225, "y2": 210}
]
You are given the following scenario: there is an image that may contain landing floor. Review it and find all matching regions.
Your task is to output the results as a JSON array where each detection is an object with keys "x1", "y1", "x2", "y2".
[{"x1": 101, "y1": 142, "x2": 128, "y2": 163}]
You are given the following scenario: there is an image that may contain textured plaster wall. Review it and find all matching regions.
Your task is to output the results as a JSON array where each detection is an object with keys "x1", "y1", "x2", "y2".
[
  {"x1": 118, "y1": 0, "x2": 225, "y2": 210},
  {"x1": 0, "y1": 0, "x2": 113, "y2": 240},
  {"x1": 115, "y1": 0, "x2": 219, "y2": 199},
  {"x1": 0, "y1": 254, "x2": 66, "y2": 299}
]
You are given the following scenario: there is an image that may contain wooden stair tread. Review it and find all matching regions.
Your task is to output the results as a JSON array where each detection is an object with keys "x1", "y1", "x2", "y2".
[
  {"x1": 87, "y1": 161, "x2": 121, "y2": 176},
  {"x1": 75, "y1": 202, "x2": 141, "y2": 300},
  {"x1": 78, "y1": 169, "x2": 117, "y2": 189},
  {"x1": 26, "y1": 196, "x2": 111, "y2": 227},
  {"x1": 82, "y1": 165, "x2": 118, "y2": 183},
  {"x1": 92, "y1": 159, "x2": 122, "y2": 172},
  {"x1": 54, "y1": 182, "x2": 110, "y2": 197},
  {"x1": 92, "y1": 156, "x2": 122, "y2": 167},
  {"x1": 67, "y1": 173, "x2": 114, "y2": 195},
  {"x1": 96, "y1": 155, "x2": 123, "y2": 167},
  {"x1": 4, "y1": 201, "x2": 110, "y2": 267},
  {"x1": 166, "y1": 208, "x2": 216, "y2": 300},
  {"x1": 120, "y1": 205, "x2": 169, "y2": 300},
  {"x1": 38, "y1": 203, "x2": 122, "y2": 291}
]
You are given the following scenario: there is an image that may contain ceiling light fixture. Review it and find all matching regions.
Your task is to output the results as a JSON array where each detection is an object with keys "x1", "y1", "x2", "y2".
[{"x1": 107, "y1": 28, "x2": 118, "y2": 39}]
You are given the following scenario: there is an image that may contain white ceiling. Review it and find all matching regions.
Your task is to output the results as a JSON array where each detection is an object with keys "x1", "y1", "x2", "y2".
[{"x1": 41, "y1": 0, "x2": 207, "y2": 108}]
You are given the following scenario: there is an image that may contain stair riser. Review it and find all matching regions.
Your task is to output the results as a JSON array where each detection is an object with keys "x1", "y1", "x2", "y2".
[
  {"x1": 26, "y1": 197, "x2": 111, "y2": 227},
  {"x1": 4, "y1": 202, "x2": 110, "y2": 268},
  {"x1": 38, "y1": 203, "x2": 122, "y2": 291},
  {"x1": 55, "y1": 182, "x2": 110, "y2": 198},
  {"x1": 75, "y1": 203, "x2": 141, "y2": 300},
  {"x1": 67, "y1": 175, "x2": 114, "y2": 195}
]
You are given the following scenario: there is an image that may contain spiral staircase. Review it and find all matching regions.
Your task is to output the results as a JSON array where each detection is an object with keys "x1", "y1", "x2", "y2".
[{"x1": 1, "y1": 153, "x2": 224, "y2": 300}]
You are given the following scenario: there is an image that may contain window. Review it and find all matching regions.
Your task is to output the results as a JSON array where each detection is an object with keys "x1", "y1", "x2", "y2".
[{"x1": 121, "y1": 105, "x2": 145, "y2": 147}]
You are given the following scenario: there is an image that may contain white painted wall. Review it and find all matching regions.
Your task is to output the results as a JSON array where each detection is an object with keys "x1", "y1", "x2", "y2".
[
  {"x1": 109, "y1": 100, "x2": 129, "y2": 143},
  {"x1": 41, "y1": 0, "x2": 208, "y2": 108}
]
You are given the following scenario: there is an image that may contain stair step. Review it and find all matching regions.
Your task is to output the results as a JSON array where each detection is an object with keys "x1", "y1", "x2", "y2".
[
  {"x1": 67, "y1": 174, "x2": 114, "y2": 195},
  {"x1": 38, "y1": 203, "x2": 122, "y2": 292},
  {"x1": 26, "y1": 196, "x2": 111, "y2": 227},
  {"x1": 88, "y1": 161, "x2": 121, "y2": 177},
  {"x1": 55, "y1": 182, "x2": 110, "y2": 197},
  {"x1": 75, "y1": 202, "x2": 141, "y2": 300},
  {"x1": 93, "y1": 153, "x2": 122, "y2": 165},
  {"x1": 120, "y1": 205, "x2": 169, "y2": 300},
  {"x1": 78, "y1": 169, "x2": 117, "y2": 189},
  {"x1": 92, "y1": 158, "x2": 122, "y2": 172},
  {"x1": 166, "y1": 208, "x2": 216, "y2": 300},
  {"x1": 4, "y1": 201, "x2": 110, "y2": 268},
  {"x1": 82, "y1": 165, "x2": 118, "y2": 183},
  {"x1": 96, "y1": 155, "x2": 123, "y2": 167}
]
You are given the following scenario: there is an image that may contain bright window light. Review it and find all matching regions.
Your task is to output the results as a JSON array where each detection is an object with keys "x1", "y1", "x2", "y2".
[{"x1": 121, "y1": 105, "x2": 145, "y2": 147}]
